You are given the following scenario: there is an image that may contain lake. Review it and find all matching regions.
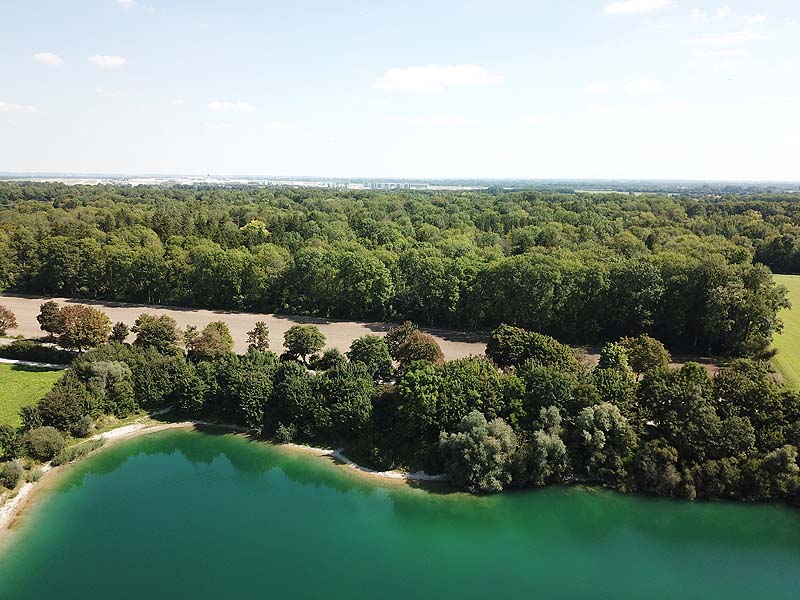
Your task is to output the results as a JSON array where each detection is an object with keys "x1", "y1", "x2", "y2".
[{"x1": 1, "y1": 429, "x2": 799, "y2": 599}]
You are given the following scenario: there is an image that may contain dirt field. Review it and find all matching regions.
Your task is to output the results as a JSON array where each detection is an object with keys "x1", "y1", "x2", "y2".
[{"x1": 0, "y1": 295, "x2": 488, "y2": 360}]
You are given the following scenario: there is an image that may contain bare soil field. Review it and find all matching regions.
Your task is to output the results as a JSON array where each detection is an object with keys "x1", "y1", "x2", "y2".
[{"x1": 0, "y1": 294, "x2": 488, "y2": 360}]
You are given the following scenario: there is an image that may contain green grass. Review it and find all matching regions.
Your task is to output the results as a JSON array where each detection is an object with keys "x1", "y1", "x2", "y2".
[
  {"x1": 0, "y1": 363, "x2": 63, "y2": 428},
  {"x1": 773, "y1": 274, "x2": 800, "y2": 388}
]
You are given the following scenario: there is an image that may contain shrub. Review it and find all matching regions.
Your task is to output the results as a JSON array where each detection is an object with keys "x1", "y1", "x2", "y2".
[
  {"x1": 0, "y1": 461, "x2": 23, "y2": 489},
  {"x1": 23, "y1": 426, "x2": 66, "y2": 461},
  {"x1": 0, "y1": 340, "x2": 74, "y2": 364},
  {"x1": 51, "y1": 439, "x2": 104, "y2": 467},
  {"x1": 274, "y1": 423, "x2": 297, "y2": 444}
]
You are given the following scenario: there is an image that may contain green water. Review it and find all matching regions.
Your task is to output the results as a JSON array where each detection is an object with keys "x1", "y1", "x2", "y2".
[{"x1": 2, "y1": 430, "x2": 800, "y2": 599}]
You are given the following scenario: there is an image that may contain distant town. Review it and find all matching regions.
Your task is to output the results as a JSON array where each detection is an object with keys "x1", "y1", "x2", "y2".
[{"x1": 1, "y1": 173, "x2": 800, "y2": 196}]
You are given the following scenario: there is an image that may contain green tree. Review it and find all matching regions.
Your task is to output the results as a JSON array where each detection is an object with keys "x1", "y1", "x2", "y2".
[
  {"x1": 37, "y1": 301, "x2": 62, "y2": 336},
  {"x1": 619, "y1": 335, "x2": 671, "y2": 375},
  {"x1": 109, "y1": 322, "x2": 130, "y2": 344},
  {"x1": 394, "y1": 330, "x2": 444, "y2": 371},
  {"x1": 439, "y1": 411, "x2": 518, "y2": 493},
  {"x1": 23, "y1": 426, "x2": 66, "y2": 461},
  {"x1": 283, "y1": 325, "x2": 326, "y2": 365},
  {"x1": 55, "y1": 305, "x2": 111, "y2": 352},
  {"x1": 187, "y1": 321, "x2": 234, "y2": 361},
  {"x1": 633, "y1": 440, "x2": 680, "y2": 496},
  {"x1": 575, "y1": 402, "x2": 638, "y2": 486},
  {"x1": 347, "y1": 335, "x2": 393, "y2": 382},
  {"x1": 246, "y1": 321, "x2": 270, "y2": 352},
  {"x1": 132, "y1": 313, "x2": 181, "y2": 355}
]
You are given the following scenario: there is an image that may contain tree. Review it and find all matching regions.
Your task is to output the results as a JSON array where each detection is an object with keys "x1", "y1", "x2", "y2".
[
  {"x1": 36, "y1": 372, "x2": 97, "y2": 435},
  {"x1": 439, "y1": 411, "x2": 518, "y2": 493},
  {"x1": 394, "y1": 330, "x2": 444, "y2": 371},
  {"x1": 0, "y1": 424, "x2": 20, "y2": 460},
  {"x1": 23, "y1": 426, "x2": 66, "y2": 461},
  {"x1": 385, "y1": 321, "x2": 419, "y2": 360},
  {"x1": 55, "y1": 304, "x2": 111, "y2": 352},
  {"x1": 633, "y1": 440, "x2": 680, "y2": 496},
  {"x1": 0, "y1": 305, "x2": 17, "y2": 336},
  {"x1": 132, "y1": 313, "x2": 181, "y2": 354},
  {"x1": 347, "y1": 335, "x2": 393, "y2": 382},
  {"x1": 109, "y1": 321, "x2": 130, "y2": 344},
  {"x1": 0, "y1": 461, "x2": 22, "y2": 489},
  {"x1": 37, "y1": 301, "x2": 62, "y2": 336},
  {"x1": 575, "y1": 402, "x2": 638, "y2": 486},
  {"x1": 486, "y1": 324, "x2": 581, "y2": 372},
  {"x1": 246, "y1": 321, "x2": 270, "y2": 352},
  {"x1": 283, "y1": 325, "x2": 325, "y2": 365},
  {"x1": 516, "y1": 407, "x2": 571, "y2": 486},
  {"x1": 317, "y1": 364, "x2": 375, "y2": 442},
  {"x1": 187, "y1": 321, "x2": 234, "y2": 361},
  {"x1": 619, "y1": 335, "x2": 671, "y2": 375}
]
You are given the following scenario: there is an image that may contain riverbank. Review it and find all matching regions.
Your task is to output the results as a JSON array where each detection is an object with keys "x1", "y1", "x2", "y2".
[{"x1": 0, "y1": 418, "x2": 448, "y2": 536}]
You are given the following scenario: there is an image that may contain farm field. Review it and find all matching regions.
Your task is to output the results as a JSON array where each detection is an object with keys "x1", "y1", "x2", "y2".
[
  {"x1": 0, "y1": 363, "x2": 63, "y2": 428},
  {"x1": 773, "y1": 274, "x2": 800, "y2": 387}
]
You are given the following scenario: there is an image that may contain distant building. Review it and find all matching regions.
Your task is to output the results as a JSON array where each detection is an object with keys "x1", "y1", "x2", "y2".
[{"x1": 365, "y1": 182, "x2": 429, "y2": 190}]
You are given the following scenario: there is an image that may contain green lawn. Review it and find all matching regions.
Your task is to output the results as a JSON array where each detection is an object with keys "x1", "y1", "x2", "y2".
[
  {"x1": 773, "y1": 274, "x2": 800, "y2": 388},
  {"x1": 0, "y1": 363, "x2": 63, "y2": 427}
]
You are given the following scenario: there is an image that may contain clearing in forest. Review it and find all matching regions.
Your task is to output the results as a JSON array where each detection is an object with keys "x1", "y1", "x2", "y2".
[
  {"x1": 773, "y1": 274, "x2": 800, "y2": 388},
  {"x1": 0, "y1": 363, "x2": 63, "y2": 428}
]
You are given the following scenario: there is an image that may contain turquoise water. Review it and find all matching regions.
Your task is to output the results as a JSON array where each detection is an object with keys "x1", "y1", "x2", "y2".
[{"x1": 1, "y1": 429, "x2": 799, "y2": 599}]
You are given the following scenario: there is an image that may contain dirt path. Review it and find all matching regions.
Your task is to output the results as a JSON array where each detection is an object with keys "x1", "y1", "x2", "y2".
[{"x1": 0, "y1": 294, "x2": 488, "y2": 360}]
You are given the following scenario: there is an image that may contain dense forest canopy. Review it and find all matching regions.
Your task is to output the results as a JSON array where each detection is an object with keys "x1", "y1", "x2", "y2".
[{"x1": 0, "y1": 182, "x2": 797, "y2": 355}]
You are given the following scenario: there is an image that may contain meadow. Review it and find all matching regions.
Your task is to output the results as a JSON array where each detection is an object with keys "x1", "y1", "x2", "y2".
[
  {"x1": 0, "y1": 363, "x2": 63, "y2": 427},
  {"x1": 773, "y1": 274, "x2": 800, "y2": 387}
]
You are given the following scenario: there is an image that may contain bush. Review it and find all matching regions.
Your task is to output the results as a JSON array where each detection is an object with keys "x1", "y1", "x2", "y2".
[
  {"x1": 0, "y1": 340, "x2": 74, "y2": 364},
  {"x1": 274, "y1": 423, "x2": 297, "y2": 444},
  {"x1": 0, "y1": 461, "x2": 23, "y2": 489},
  {"x1": 51, "y1": 439, "x2": 104, "y2": 467},
  {"x1": 23, "y1": 426, "x2": 66, "y2": 461}
]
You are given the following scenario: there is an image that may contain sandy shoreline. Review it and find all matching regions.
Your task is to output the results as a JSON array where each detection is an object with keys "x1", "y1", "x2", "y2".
[{"x1": 0, "y1": 418, "x2": 448, "y2": 538}]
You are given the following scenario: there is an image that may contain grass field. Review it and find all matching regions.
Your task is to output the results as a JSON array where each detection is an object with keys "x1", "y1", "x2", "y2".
[
  {"x1": 0, "y1": 363, "x2": 63, "y2": 428},
  {"x1": 773, "y1": 274, "x2": 800, "y2": 388}
]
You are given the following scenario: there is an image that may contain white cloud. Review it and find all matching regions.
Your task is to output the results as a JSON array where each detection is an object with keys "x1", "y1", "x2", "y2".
[
  {"x1": 385, "y1": 115, "x2": 467, "y2": 126},
  {"x1": 172, "y1": 98, "x2": 185, "y2": 105},
  {"x1": 603, "y1": 0, "x2": 671, "y2": 16},
  {"x1": 116, "y1": 0, "x2": 137, "y2": 9},
  {"x1": 96, "y1": 88, "x2": 126, "y2": 97},
  {"x1": 689, "y1": 31, "x2": 768, "y2": 47},
  {"x1": 690, "y1": 8, "x2": 706, "y2": 23},
  {"x1": 522, "y1": 113, "x2": 548, "y2": 126},
  {"x1": 625, "y1": 77, "x2": 664, "y2": 94},
  {"x1": 373, "y1": 64, "x2": 504, "y2": 92},
  {"x1": 33, "y1": 52, "x2": 64, "y2": 66},
  {"x1": 265, "y1": 121, "x2": 290, "y2": 129},
  {"x1": 714, "y1": 6, "x2": 732, "y2": 20},
  {"x1": 651, "y1": 100, "x2": 692, "y2": 112},
  {"x1": 208, "y1": 100, "x2": 255, "y2": 112},
  {"x1": 746, "y1": 15, "x2": 767, "y2": 24},
  {"x1": 0, "y1": 101, "x2": 37, "y2": 114},
  {"x1": 695, "y1": 48, "x2": 751, "y2": 58},
  {"x1": 88, "y1": 55, "x2": 127, "y2": 68},
  {"x1": 583, "y1": 82, "x2": 611, "y2": 95}
]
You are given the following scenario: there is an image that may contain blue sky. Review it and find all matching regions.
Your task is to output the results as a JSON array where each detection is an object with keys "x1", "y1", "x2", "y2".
[{"x1": 1, "y1": 0, "x2": 798, "y2": 180}]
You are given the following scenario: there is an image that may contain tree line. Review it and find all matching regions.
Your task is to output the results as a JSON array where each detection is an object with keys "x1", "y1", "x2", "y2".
[
  {"x1": 2, "y1": 303, "x2": 798, "y2": 502},
  {"x1": 0, "y1": 182, "x2": 794, "y2": 356}
]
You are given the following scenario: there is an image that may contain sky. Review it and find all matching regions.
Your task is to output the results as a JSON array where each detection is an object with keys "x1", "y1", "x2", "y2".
[{"x1": 1, "y1": 0, "x2": 799, "y2": 180}]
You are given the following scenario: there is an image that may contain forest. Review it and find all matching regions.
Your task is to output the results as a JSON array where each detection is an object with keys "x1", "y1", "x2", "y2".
[
  {"x1": 0, "y1": 180, "x2": 798, "y2": 500},
  {"x1": 1, "y1": 309, "x2": 798, "y2": 501},
  {"x1": 0, "y1": 182, "x2": 797, "y2": 356}
]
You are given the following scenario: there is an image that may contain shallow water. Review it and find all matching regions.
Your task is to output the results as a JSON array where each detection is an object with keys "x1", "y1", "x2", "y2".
[{"x1": 1, "y1": 430, "x2": 799, "y2": 599}]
